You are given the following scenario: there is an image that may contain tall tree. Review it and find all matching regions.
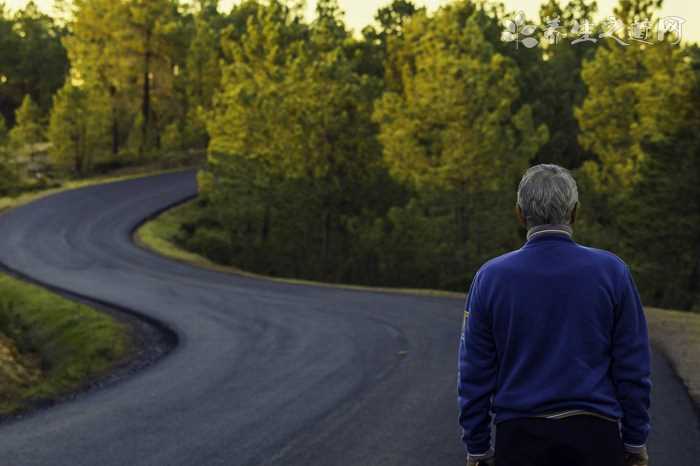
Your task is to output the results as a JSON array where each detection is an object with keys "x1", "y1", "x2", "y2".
[
  {"x1": 530, "y1": 0, "x2": 598, "y2": 168},
  {"x1": 576, "y1": 41, "x2": 685, "y2": 192},
  {"x1": 376, "y1": 5, "x2": 547, "y2": 198},
  {"x1": 204, "y1": 0, "x2": 384, "y2": 278},
  {"x1": 47, "y1": 83, "x2": 110, "y2": 176},
  {"x1": 576, "y1": 0, "x2": 671, "y2": 192},
  {"x1": 573, "y1": 0, "x2": 700, "y2": 310},
  {"x1": 619, "y1": 44, "x2": 700, "y2": 309},
  {"x1": 0, "y1": 113, "x2": 19, "y2": 195},
  {"x1": 8, "y1": 94, "x2": 44, "y2": 162},
  {"x1": 626, "y1": 127, "x2": 700, "y2": 309},
  {"x1": 374, "y1": 2, "x2": 547, "y2": 264},
  {"x1": 121, "y1": 0, "x2": 182, "y2": 156},
  {"x1": 355, "y1": 0, "x2": 422, "y2": 85},
  {"x1": 0, "y1": 2, "x2": 68, "y2": 126},
  {"x1": 65, "y1": 0, "x2": 187, "y2": 158},
  {"x1": 64, "y1": 0, "x2": 133, "y2": 156},
  {"x1": 181, "y1": 4, "x2": 222, "y2": 148},
  {"x1": 7, "y1": 94, "x2": 46, "y2": 180}
]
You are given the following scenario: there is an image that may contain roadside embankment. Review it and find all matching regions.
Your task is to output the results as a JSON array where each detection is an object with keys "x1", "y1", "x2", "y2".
[{"x1": 0, "y1": 273, "x2": 133, "y2": 415}]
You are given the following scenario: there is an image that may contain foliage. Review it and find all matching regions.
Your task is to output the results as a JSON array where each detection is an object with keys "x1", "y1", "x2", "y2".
[
  {"x1": 203, "y1": 0, "x2": 388, "y2": 280},
  {"x1": 0, "y1": 0, "x2": 698, "y2": 308},
  {"x1": 374, "y1": 4, "x2": 546, "y2": 192},
  {"x1": 0, "y1": 2, "x2": 69, "y2": 126},
  {"x1": 181, "y1": 10, "x2": 221, "y2": 149},
  {"x1": 574, "y1": 3, "x2": 700, "y2": 309},
  {"x1": 47, "y1": 83, "x2": 111, "y2": 176},
  {"x1": 63, "y1": 0, "x2": 189, "y2": 159},
  {"x1": 529, "y1": 0, "x2": 598, "y2": 168},
  {"x1": 372, "y1": 2, "x2": 546, "y2": 281},
  {"x1": 8, "y1": 94, "x2": 45, "y2": 168},
  {"x1": 0, "y1": 114, "x2": 19, "y2": 195}
]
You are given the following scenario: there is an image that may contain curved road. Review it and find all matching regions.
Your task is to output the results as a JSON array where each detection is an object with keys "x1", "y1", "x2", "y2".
[{"x1": 0, "y1": 171, "x2": 697, "y2": 466}]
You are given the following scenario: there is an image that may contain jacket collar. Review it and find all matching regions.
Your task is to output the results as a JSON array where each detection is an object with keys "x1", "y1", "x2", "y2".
[{"x1": 526, "y1": 223, "x2": 574, "y2": 241}]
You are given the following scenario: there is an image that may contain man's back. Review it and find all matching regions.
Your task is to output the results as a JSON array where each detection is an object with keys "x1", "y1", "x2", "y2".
[
  {"x1": 477, "y1": 233, "x2": 649, "y2": 426},
  {"x1": 458, "y1": 164, "x2": 651, "y2": 466}
]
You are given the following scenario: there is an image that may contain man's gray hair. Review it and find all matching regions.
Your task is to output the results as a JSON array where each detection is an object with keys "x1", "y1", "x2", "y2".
[{"x1": 516, "y1": 164, "x2": 579, "y2": 228}]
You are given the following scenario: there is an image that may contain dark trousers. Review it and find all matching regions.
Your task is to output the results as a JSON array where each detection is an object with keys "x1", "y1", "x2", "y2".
[{"x1": 495, "y1": 416, "x2": 626, "y2": 466}]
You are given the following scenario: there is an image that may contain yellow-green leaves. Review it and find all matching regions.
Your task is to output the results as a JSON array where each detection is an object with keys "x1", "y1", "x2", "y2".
[
  {"x1": 577, "y1": 41, "x2": 697, "y2": 192},
  {"x1": 373, "y1": 8, "x2": 544, "y2": 192},
  {"x1": 48, "y1": 83, "x2": 111, "y2": 176}
]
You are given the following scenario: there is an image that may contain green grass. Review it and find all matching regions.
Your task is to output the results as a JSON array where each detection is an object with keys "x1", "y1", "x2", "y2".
[
  {"x1": 0, "y1": 274, "x2": 133, "y2": 415},
  {"x1": 138, "y1": 201, "x2": 700, "y2": 410}
]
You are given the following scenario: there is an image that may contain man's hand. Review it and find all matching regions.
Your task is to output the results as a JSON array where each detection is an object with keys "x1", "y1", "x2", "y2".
[
  {"x1": 624, "y1": 451, "x2": 649, "y2": 466},
  {"x1": 466, "y1": 448, "x2": 495, "y2": 466}
]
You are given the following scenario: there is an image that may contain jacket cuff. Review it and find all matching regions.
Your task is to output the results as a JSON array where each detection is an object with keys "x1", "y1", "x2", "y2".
[
  {"x1": 467, "y1": 447, "x2": 495, "y2": 460},
  {"x1": 624, "y1": 443, "x2": 648, "y2": 456}
]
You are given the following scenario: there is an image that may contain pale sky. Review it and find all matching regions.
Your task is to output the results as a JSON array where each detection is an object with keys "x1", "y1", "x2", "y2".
[{"x1": 4, "y1": 0, "x2": 699, "y2": 42}]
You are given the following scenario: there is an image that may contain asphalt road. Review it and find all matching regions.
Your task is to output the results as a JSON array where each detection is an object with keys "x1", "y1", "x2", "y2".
[{"x1": 0, "y1": 171, "x2": 698, "y2": 466}]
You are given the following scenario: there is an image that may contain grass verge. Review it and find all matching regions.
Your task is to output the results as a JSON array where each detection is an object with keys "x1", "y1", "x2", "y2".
[
  {"x1": 137, "y1": 200, "x2": 700, "y2": 411},
  {"x1": 0, "y1": 273, "x2": 133, "y2": 415},
  {"x1": 135, "y1": 199, "x2": 464, "y2": 299}
]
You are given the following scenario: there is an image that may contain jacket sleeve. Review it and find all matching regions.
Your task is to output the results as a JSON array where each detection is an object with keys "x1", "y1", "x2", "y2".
[
  {"x1": 458, "y1": 270, "x2": 498, "y2": 455},
  {"x1": 611, "y1": 265, "x2": 652, "y2": 449}
]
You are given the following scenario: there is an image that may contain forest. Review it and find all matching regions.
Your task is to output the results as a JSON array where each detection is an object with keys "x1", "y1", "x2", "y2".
[{"x1": 0, "y1": 0, "x2": 698, "y2": 310}]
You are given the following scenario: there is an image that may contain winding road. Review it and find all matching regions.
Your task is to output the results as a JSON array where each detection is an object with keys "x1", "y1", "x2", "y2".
[{"x1": 0, "y1": 170, "x2": 698, "y2": 466}]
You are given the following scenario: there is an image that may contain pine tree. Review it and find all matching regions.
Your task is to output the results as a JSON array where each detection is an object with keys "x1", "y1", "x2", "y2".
[
  {"x1": 0, "y1": 114, "x2": 19, "y2": 195},
  {"x1": 531, "y1": 0, "x2": 598, "y2": 168},
  {"x1": 204, "y1": 0, "x2": 386, "y2": 278},
  {"x1": 64, "y1": 0, "x2": 134, "y2": 157},
  {"x1": 47, "y1": 83, "x2": 110, "y2": 176},
  {"x1": 8, "y1": 95, "x2": 44, "y2": 162},
  {"x1": 0, "y1": 2, "x2": 68, "y2": 124},
  {"x1": 373, "y1": 2, "x2": 547, "y2": 268},
  {"x1": 626, "y1": 128, "x2": 700, "y2": 309},
  {"x1": 183, "y1": 8, "x2": 222, "y2": 149},
  {"x1": 121, "y1": 0, "x2": 182, "y2": 156},
  {"x1": 621, "y1": 45, "x2": 700, "y2": 310},
  {"x1": 64, "y1": 0, "x2": 188, "y2": 158},
  {"x1": 575, "y1": 0, "x2": 680, "y2": 193},
  {"x1": 574, "y1": 0, "x2": 700, "y2": 309}
]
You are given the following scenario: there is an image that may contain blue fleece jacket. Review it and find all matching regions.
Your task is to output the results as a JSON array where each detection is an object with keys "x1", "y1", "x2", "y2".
[{"x1": 457, "y1": 231, "x2": 652, "y2": 455}]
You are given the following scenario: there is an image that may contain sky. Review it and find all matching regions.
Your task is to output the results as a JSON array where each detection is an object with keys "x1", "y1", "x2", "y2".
[{"x1": 4, "y1": 0, "x2": 699, "y2": 43}]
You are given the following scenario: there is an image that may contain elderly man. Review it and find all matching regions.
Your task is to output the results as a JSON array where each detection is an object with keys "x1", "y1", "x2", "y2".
[{"x1": 458, "y1": 164, "x2": 651, "y2": 466}]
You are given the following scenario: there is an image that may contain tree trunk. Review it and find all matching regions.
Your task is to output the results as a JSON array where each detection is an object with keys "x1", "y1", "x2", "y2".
[
  {"x1": 75, "y1": 124, "x2": 84, "y2": 177},
  {"x1": 140, "y1": 29, "x2": 152, "y2": 157},
  {"x1": 109, "y1": 85, "x2": 119, "y2": 156},
  {"x1": 689, "y1": 243, "x2": 700, "y2": 310},
  {"x1": 261, "y1": 204, "x2": 270, "y2": 244},
  {"x1": 321, "y1": 209, "x2": 331, "y2": 279}
]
